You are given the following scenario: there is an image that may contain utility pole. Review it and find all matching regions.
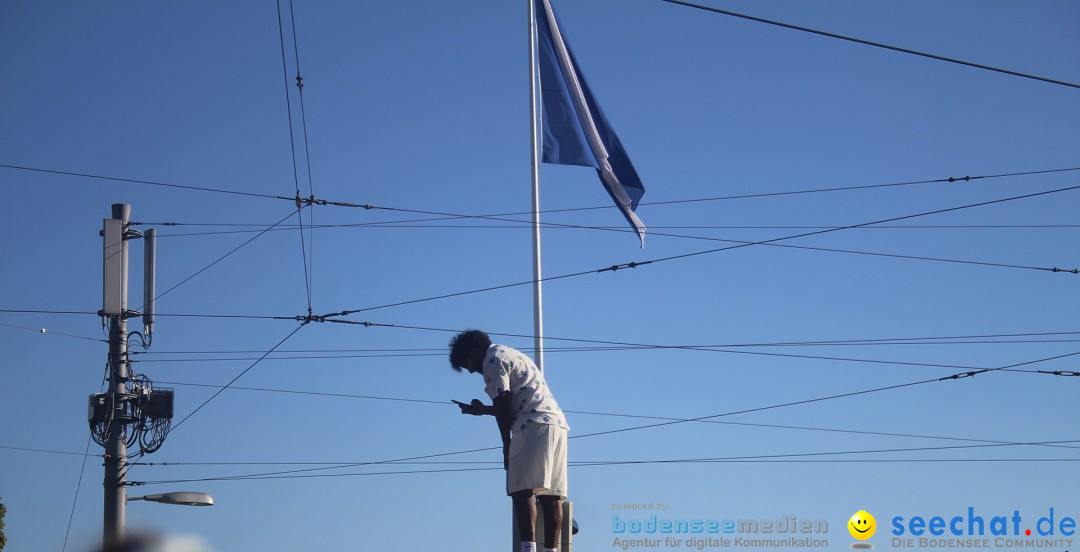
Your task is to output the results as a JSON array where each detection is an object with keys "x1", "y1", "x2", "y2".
[
  {"x1": 102, "y1": 203, "x2": 131, "y2": 548},
  {"x1": 92, "y1": 203, "x2": 171, "y2": 548}
]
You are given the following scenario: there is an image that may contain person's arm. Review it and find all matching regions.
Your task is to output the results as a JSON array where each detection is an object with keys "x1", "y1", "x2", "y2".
[
  {"x1": 492, "y1": 391, "x2": 514, "y2": 471},
  {"x1": 457, "y1": 394, "x2": 514, "y2": 469}
]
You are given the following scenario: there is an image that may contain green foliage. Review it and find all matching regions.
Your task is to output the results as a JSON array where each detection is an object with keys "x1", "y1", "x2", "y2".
[{"x1": 0, "y1": 496, "x2": 6, "y2": 551}]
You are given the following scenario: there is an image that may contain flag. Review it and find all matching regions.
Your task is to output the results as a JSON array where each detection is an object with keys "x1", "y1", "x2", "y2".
[{"x1": 535, "y1": 0, "x2": 647, "y2": 246}]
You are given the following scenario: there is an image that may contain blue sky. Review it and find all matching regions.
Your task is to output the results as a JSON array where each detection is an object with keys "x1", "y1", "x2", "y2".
[{"x1": 1, "y1": 1, "x2": 1079, "y2": 551}]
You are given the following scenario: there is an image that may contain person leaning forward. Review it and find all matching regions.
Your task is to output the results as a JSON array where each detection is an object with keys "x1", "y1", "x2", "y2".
[{"x1": 449, "y1": 329, "x2": 570, "y2": 552}]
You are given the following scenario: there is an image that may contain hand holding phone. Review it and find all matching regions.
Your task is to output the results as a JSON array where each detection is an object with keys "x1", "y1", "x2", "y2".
[{"x1": 453, "y1": 399, "x2": 484, "y2": 415}]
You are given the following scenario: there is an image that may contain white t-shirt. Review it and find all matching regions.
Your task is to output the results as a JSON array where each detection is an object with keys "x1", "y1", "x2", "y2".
[{"x1": 482, "y1": 344, "x2": 570, "y2": 433}]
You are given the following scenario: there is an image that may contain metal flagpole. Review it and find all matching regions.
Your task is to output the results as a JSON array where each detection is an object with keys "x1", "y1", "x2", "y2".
[{"x1": 528, "y1": 0, "x2": 545, "y2": 373}]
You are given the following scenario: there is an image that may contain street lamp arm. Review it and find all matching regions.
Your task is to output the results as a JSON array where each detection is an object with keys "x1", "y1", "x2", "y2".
[{"x1": 127, "y1": 492, "x2": 213, "y2": 506}]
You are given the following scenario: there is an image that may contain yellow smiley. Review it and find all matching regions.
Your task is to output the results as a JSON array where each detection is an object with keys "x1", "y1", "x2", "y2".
[{"x1": 848, "y1": 510, "x2": 877, "y2": 540}]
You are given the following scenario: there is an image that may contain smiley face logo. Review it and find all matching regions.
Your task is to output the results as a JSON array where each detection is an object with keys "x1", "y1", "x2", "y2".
[{"x1": 847, "y1": 510, "x2": 877, "y2": 540}]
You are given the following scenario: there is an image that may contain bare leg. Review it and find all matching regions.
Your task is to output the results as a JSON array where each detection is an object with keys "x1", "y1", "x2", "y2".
[
  {"x1": 538, "y1": 495, "x2": 563, "y2": 549},
  {"x1": 512, "y1": 490, "x2": 537, "y2": 543}
]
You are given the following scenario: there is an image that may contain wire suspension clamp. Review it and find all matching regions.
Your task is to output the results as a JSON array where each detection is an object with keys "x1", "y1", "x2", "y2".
[
  {"x1": 600, "y1": 261, "x2": 653, "y2": 273},
  {"x1": 940, "y1": 369, "x2": 988, "y2": 381}
]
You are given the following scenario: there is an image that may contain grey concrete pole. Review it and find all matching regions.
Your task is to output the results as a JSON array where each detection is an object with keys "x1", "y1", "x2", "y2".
[{"x1": 103, "y1": 203, "x2": 131, "y2": 548}]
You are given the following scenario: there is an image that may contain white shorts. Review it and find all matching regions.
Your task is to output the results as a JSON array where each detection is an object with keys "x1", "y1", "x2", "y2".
[{"x1": 507, "y1": 423, "x2": 568, "y2": 498}]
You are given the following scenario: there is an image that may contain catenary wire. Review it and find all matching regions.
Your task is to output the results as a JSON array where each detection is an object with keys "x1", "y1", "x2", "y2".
[
  {"x1": 7, "y1": 302, "x2": 1078, "y2": 356},
  {"x1": 299, "y1": 321, "x2": 1080, "y2": 373},
  {"x1": 136, "y1": 223, "x2": 1080, "y2": 239},
  {"x1": 288, "y1": 0, "x2": 317, "y2": 313},
  {"x1": 132, "y1": 457, "x2": 1080, "y2": 485},
  {"x1": 4, "y1": 161, "x2": 1077, "y2": 218},
  {"x1": 132, "y1": 346, "x2": 994, "y2": 372},
  {"x1": 130, "y1": 458, "x2": 1080, "y2": 468},
  {"x1": 657, "y1": 0, "x2": 1080, "y2": 90},
  {"x1": 327, "y1": 183, "x2": 1080, "y2": 316},
  {"x1": 0, "y1": 445, "x2": 93, "y2": 457},
  {"x1": 149, "y1": 380, "x2": 1080, "y2": 451},
  {"x1": 128, "y1": 330, "x2": 1080, "y2": 358},
  {"x1": 351, "y1": 167, "x2": 1080, "y2": 224},
  {"x1": 0, "y1": 309, "x2": 101, "y2": 316},
  {"x1": 639, "y1": 185, "x2": 1080, "y2": 269},
  {"x1": 169, "y1": 222, "x2": 1080, "y2": 274},
  {"x1": 231, "y1": 209, "x2": 1076, "y2": 274},
  {"x1": 0, "y1": 322, "x2": 106, "y2": 343},
  {"x1": 568, "y1": 350, "x2": 1080, "y2": 441},
  {"x1": 61, "y1": 363, "x2": 108, "y2": 552},
  {"x1": 136, "y1": 219, "x2": 1079, "y2": 274},
  {"x1": 152, "y1": 209, "x2": 301, "y2": 304},
  {"x1": 168, "y1": 322, "x2": 308, "y2": 433},
  {"x1": 61, "y1": 437, "x2": 96, "y2": 552},
  {"x1": 0, "y1": 163, "x2": 291, "y2": 200},
  {"x1": 130, "y1": 349, "x2": 1080, "y2": 484},
  {"x1": 276, "y1": 0, "x2": 313, "y2": 314},
  {"x1": 133, "y1": 441, "x2": 1080, "y2": 485}
]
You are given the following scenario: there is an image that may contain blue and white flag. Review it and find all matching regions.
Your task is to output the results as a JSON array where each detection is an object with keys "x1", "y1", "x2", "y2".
[{"x1": 535, "y1": 0, "x2": 647, "y2": 246}]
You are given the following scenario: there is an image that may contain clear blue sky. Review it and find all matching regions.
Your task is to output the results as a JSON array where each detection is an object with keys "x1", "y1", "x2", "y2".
[{"x1": 2, "y1": 1, "x2": 1078, "y2": 551}]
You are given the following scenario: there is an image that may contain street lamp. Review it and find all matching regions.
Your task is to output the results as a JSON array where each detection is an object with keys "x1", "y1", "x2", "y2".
[{"x1": 128, "y1": 492, "x2": 214, "y2": 507}]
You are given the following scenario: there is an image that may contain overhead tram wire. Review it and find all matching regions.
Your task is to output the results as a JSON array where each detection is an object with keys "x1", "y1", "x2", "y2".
[
  {"x1": 288, "y1": 0, "x2": 318, "y2": 313},
  {"x1": 318, "y1": 169, "x2": 1080, "y2": 251},
  {"x1": 657, "y1": 0, "x2": 1080, "y2": 90},
  {"x1": 4, "y1": 161, "x2": 1077, "y2": 220},
  {"x1": 322, "y1": 183, "x2": 1080, "y2": 318},
  {"x1": 151, "y1": 209, "x2": 303, "y2": 304},
  {"x1": 297, "y1": 214, "x2": 1072, "y2": 275},
  {"x1": 131, "y1": 459, "x2": 1080, "y2": 485},
  {"x1": 132, "y1": 457, "x2": 1080, "y2": 486},
  {"x1": 18, "y1": 310, "x2": 1073, "y2": 378},
  {"x1": 131, "y1": 349, "x2": 1071, "y2": 376},
  {"x1": 129, "y1": 331, "x2": 1080, "y2": 357},
  {"x1": 633, "y1": 184, "x2": 1080, "y2": 272},
  {"x1": 276, "y1": 0, "x2": 314, "y2": 315},
  {"x1": 132, "y1": 442, "x2": 1080, "y2": 486},
  {"x1": 131, "y1": 349, "x2": 1080, "y2": 485},
  {"x1": 62, "y1": 442, "x2": 97, "y2": 552},
  {"x1": 175, "y1": 178, "x2": 1065, "y2": 275},
  {"x1": 569, "y1": 350, "x2": 1080, "y2": 442},
  {"x1": 12, "y1": 300, "x2": 1077, "y2": 361},
  {"x1": 128, "y1": 318, "x2": 1080, "y2": 356},
  {"x1": 356, "y1": 167, "x2": 1080, "y2": 222},
  {"x1": 130, "y1": 222, "x2": 1080, "y2": 239},
  {"x1": 132, "y1": 440, "x2": 1080, "y2": 485},
  {"x1": 148, "y1": 379, "x2": 1080, "y2": 452},
  {"x1": 119, "y1": 330, "x2": 1080, "y2": 356},
  {"x1": 0, "y1": 163, "x2": 293, "y2": 201},
  {"x1": 61, "y1": 363, "x2": 109, "y2": 552},
  {"x1": 6, "y1": 161, "x2": 1079, "y2": 278},
  {"x1": 0, "y1": 445, "x2": 94, "y2": 457},
  {"x1": 128, "y1": 341, "x2": 1015, "y2": 373},
  {"x1": 7, "y1": 185, "x2": 1075, "y2": 328},
  {"x1": 0, "y1": 308, "x2": 99, "y2": 316},
  {"x1": 126, "y1": 454, "x2": 1080, "y2": 468},
  {"x1": 0, "y1": 321, "x2": 106, "y2": 343},
  {"x1": 168, "y1": 321, "x2": 309, "y2": 434}
]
